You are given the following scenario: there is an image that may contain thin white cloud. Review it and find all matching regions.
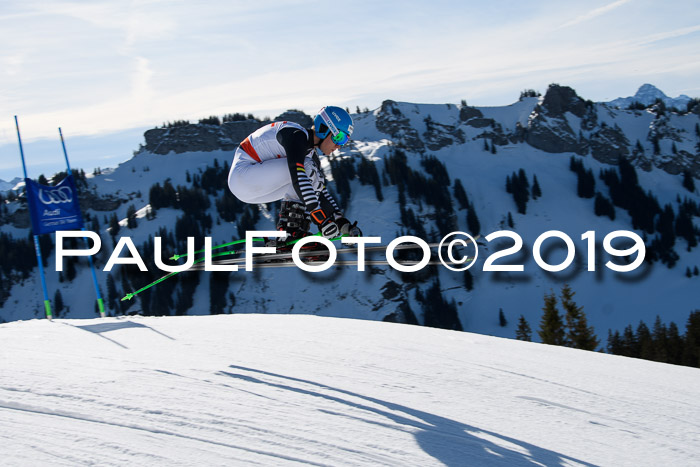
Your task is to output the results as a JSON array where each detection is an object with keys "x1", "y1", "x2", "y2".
[
  {"x1": 558, "y1": 0, "x2": 633, "y2": 29},
  {"x1": 634, "y1": 24, "x2": 700, "y2": 46},
  {"x1": 2, "y1": 0, "x2": 699, "y2": 149}
]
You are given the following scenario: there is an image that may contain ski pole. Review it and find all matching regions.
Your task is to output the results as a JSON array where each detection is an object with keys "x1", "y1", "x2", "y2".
[
  {"x1": 169, "y1": 237, "x2": 264, "y2": 260},
  {"x1": 124, "y1": 233, "x2": 345, "y2": 300},
  {"x1": 168, "y1": 231, "x2": 330, "y2": 260},
  {"x1": 122, "y1": 248, "x2": 241, "y2": 301}
]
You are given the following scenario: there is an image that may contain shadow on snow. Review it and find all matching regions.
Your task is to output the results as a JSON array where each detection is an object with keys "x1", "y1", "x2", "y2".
[{"x1": 219, "y1": 365, "x2": 595, "y2": 467}]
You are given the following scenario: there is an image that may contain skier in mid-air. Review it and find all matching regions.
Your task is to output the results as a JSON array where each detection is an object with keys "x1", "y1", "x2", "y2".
[{"x1": 227, "y1": 106, "x2": 362, "y2": 249}]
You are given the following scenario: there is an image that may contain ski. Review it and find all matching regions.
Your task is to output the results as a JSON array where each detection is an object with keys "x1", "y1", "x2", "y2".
[
  {"x1": 122, "y1": 235, "x2": 479, "y2": 300},
  {"x1": 193, "y1": 234, "x2": 480, "y2": 267},
  {"x1": 122, "y1": 234, "x2": 346, "y2": 300},
  {"x1": 168, "y1": 232, "x2": 345, "y2": 260},
  {"x1": 232, "y1": 258, "x2": 475, "y2": 269},
  {"x1": 191, "y1": 241, "x2": 445, "y2": 267}
]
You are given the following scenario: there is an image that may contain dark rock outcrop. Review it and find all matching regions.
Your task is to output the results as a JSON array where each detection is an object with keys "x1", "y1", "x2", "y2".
[
  {"x1": 526, "y1": 110, "x2": 586, "y2": 155},
  {"x1": 540, "y1": 84, "x2": 588, "y2": 118},
  {"x1": 526, "y1": 86, "x2": 589, "y2": 155},
  {"x1": 375, "y1": 100, "x2": 425, "y2": 152},
  {"x1": 589, "y1": 124, "x2": 630, "y2": 164},
  {"x1": 143, "y1": 110, "x2": 313, "y2": 155},
  {"x1": 424, "y1": 120, "x2": 465, "y2": 151},
  {"x1": 459, "y1": 105, "x2": 483, "y2": 122}
]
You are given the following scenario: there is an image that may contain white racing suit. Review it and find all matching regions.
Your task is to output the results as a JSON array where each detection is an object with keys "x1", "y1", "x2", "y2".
[{"x1": 227, "y1": 121, "x2": 342, "y2": 228}]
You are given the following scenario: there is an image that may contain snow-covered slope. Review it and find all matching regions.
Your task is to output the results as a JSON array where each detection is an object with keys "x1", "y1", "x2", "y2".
[
  {"x1": 0, "y1": 177, "x2": 22, "y2": 193},
  {"x1": 1, "y1": 314, "x2": 698, "y2": 466}
]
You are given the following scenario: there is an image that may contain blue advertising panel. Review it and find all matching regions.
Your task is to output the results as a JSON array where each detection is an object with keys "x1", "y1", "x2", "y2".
[{"x1": 25, "y1": 174, "x2": 84, "y2": 234}]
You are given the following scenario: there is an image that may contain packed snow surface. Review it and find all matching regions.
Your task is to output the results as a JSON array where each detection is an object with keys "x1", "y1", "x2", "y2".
[{"x1": 1, "y1": 314, "x2": 698, "y2": 466}]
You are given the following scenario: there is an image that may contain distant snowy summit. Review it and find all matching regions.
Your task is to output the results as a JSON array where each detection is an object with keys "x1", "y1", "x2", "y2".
[
  {"x1": 606, "y1": 83, "x2": 692, "y2": 110},
  {"x1": 0, "y1": 177, "x2": 22, "y2": 193}
]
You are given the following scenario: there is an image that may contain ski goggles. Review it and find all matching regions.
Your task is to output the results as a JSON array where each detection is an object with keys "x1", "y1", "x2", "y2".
[{"x1": 330, "y1": 130, "x2": 349, "y2": 146}]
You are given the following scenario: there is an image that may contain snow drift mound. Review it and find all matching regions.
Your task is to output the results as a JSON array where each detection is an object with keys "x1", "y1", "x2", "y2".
[{"x1": 1, "y1": 314, "x2": 698, "y2": 466}]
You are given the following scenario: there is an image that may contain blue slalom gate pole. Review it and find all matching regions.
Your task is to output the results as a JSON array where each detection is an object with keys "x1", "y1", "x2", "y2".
[
  {"x1": 59, "y1": 128, "x2": 106, "y2": 318},
  {"x1": 14, "y1": 116, "x2": 52, "y2": 320}
]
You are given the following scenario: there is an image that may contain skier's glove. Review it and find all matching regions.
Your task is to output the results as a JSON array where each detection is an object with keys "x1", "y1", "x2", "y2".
[
  {"x1": 319, "y1": 218, "x2": 340, "y2": 238},
  {"x1": 335, "y1": 217, "x2": 362, "y2": 237},
  {"x1": 311, "y1": 209, "x2": 340, "y2": 238}
]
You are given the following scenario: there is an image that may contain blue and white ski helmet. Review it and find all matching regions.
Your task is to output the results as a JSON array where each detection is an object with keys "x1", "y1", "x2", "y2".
[{"x1": 314, "y1": 106, "x2": 354, "y2": 141}]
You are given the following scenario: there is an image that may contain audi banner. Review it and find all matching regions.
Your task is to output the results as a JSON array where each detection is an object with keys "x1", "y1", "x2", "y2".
[{"x1": 25, "y1": 174, "x2": 84, "y2": 235}]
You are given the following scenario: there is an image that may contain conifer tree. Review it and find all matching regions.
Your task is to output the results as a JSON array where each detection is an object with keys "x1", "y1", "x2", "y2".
[
  {"x1": 422, "y1": 280, "x2": 463, "y2": 331},
  {"x1": 106, "y1": 273, "x2": 118, "y2": 311},
  {"x1": 675, "y1": 206, "x2": 697, "y2": 250},
  {"x1": 90, "y1": 214, "x2": 101, "y2": 233},
  {"x1": 607, "y1": 330, "x2": 623, "y2": 354},
  {"x1": 636, "y1": 321, "x2": 654, "y2": 360},
  {"x1": 466, "y1": 202, "x2": 481, "y2": 236},
  {"x1": 463, "y1": 270, "x2": 473, "y2": 291},
  {"x1": 532, "y1": 175, "x2": 542, "y2": 199},
  {"x1": 126, "y1": 204, "x2": 138, "y2": 229},
  {"x1": 682, "y1": 170, "x2": 696, "y2": 193},
  {"x1": 683, "y1": 310, "x2": 700, "y2": 367},
  {"x1": 518, "y1": 168, "x2": 529, "y2": 190},
  {"x1": 621, "y1": 324, "x2": 638, "y2": 357},
  {"x1": 538, "y1": 292, "x2": 566, "y2": 345},
  {"x1": 594, "y1": 193, "x2": 616, "y2": 220},
  {"x1": 109, "y1": 213, "x2": 120, "y2": 237},
  {"x1": 560, "y1": 284, "x2": 599, "y2": 350},
  {"x1": 498, "y1": 308, "x2": 508, "y2": 327},
  {"x1": 210, "y1": 272, "x2": 230, "y2": 315},
  {"x1": 666, "y1": 322, "x2": 684, "y2": 364},
  {"x1": 54, "y1": 289, "x2": 64, "y2": 318},
  {"x1": 453, "y1": 179, "x2": 469, "y2": 209},
  {"x1": 65, "y1": 257, "x2": 77, "y2": 282},
  {"x1": 507, "y1": 169, "x2": 530, "y2": 214},
  {"x1": 120, "y1": 274, "x2": 133, "y2": 314},
  {"x1": 516, "y1": 315, "x2": 532, "y2": 341},
  {"x1": 652, "y1": 316, "x2": 668, "y2": 362}
]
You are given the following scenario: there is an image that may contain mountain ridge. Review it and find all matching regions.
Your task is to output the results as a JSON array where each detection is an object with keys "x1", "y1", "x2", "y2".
[
  {"x1": 0, "y1": 83, "x2": 697, "y2": 186},
  {"x1": 0, "y1": 83, "x2": 698, "y2": 353},
  {"x1": 130, "y1": 83, "x2": 700, "y2": 179}
]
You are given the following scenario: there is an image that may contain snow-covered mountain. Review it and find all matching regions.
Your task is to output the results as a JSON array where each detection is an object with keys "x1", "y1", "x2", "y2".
[
  {"x1": 0, "y1": 83, "x2": 698, "y2": 349},
  {"x1": 606, "y1": 83, "x2": 692, "y2": 110},
  {"x1": 0, "y1": 177, "x2": 22, "y2": 193},
  {"x1": 2, "y1": 314, "x2": 699, "y2": 466}
]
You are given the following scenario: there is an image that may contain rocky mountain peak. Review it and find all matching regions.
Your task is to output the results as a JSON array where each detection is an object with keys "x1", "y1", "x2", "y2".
[
  {"x1": 540, "y1": 84, "x2": 587, "y2": 118},
  {"x1": 607, "y1": 84, "x2": 692, "y2": 110},
  {"x1": 636, "y1": 83, "x2": 667, "y2": 100}
]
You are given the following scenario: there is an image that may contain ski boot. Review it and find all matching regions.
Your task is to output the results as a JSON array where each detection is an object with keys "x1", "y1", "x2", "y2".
[{"x1": 265, "y1": 201, "x2": 330, "y2": 262}]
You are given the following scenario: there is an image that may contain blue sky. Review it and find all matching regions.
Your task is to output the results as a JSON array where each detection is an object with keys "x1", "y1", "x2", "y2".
[{"x1": 1, "y1": 0, "x2": 699, "y2": 180}]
